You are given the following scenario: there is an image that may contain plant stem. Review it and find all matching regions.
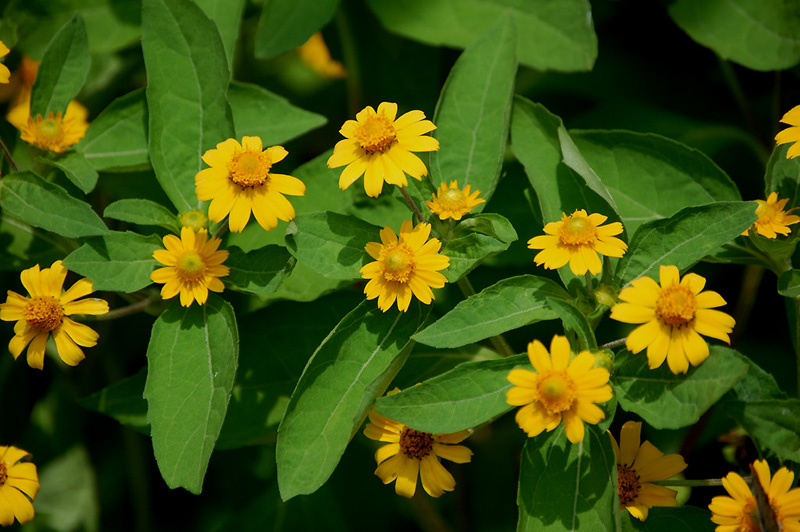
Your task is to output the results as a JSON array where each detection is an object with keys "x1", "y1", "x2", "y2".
[
  {"x1": 652, "y1": 478, "x2": 725, "y2": 487},
  {"x1": 334, "y1": 6, "x2": 361, "y2": 116},
  {"x1": 718, "y1": 57, "x2": 769, "y2": 151},
  {"x1": 399, "y1": 186, "x2": 428, "y2": 224},
  {"x1": 599, "y1": 337, "x2": 627, "y2": 350},
  {"x1": 0, "y1": 136, "x2": 19, "y2": 172},
  {"x1": 88, "y1": 295, "x2": 158, "y2": 321},
  {"x1": 456, "y1": 276, "x2": 515, "y2": 357},
  {"x1": 211, "y1": 219, "x2": 229, "y2": 240}
]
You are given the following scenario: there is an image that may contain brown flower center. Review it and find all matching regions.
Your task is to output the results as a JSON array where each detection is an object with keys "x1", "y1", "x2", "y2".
[
  {"x1": 559, "y1": 215, "x2": 596, "y2": 246},
  {"x1": 177, "y1": 251, "x2": 206, "y2": 281},
  {"x1": 356, "y1": 115, "x2": 396, "y2": 154},
  {"x1": 656, "y1": 284, "x2": 696, "y2": 328},
  {"x1": 382, "y1": 245, "x2": 415, "y2": 283},
  {"x1": 537, "y1": 371, "x2": 576, "y2": 414},
  {"x1": 617, "y1": 465, "x2": 640, "y2": 505},
  {"x1": 399, "y1": 427, "x2": 434, "y2": 459},
  {"x1": 37, "y1": 117, "x2": 64, "y2": 141},
  {"x1": 0, "y1": 461, "x2": 7, "y2": 486},
  {"x1": 228, "y1": 151, "x2": 271, "y2": 188},
  {"x1": 24, "y1": 296, "x2": 64, "y2": 332}
]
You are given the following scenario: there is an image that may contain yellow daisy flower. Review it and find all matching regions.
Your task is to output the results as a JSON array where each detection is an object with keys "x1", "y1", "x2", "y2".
[
  {"x1": 327, "y1": 102, "x2": 439, "y2": 198},
  {"x1": 364, "y1": 396, "x2": 472, "y2": 498},
  {"x1": 360, "y1": 220, "x2": 449, "y2": 312},
  {"x1": 0, "y1": 41, "x2": 10, "y2": 84},
  {"x1": 150, "y1": 226, "x2": 230, "y2": 307},
  {"x1": 425, "y1": 180, "x2": 485, "y2": 221},
  {"x1": 776, "y1": 105, "x2": 800, "y2": 159},
  {"x1": 0, "y1": 260, "x2": 109, "y2": 370},
  {"x1": 741, "y1": 192, "x2": 800, "y2": 239},
  {"x1": 506, "y1": 335, "x2": 613, "y2": 444},
  {"x1": 709, "y1": 459, "x2": 800, "y2": 532},
  {"x1": 0, "y1": 445, "x2": 39, "y2": 526},
  {"x1": 195, "y1": 136, "x2": 306, "y2": 233},
  {"x1": 297, "y1": 32, "x2": 346, "y2": 79},
  {"x1": 611, "y1": 421, "x2": 687, "y2": 521},
  {"x1": 610, "y1": 265, "x2": 735, "y2": 375},
  {"x1": 527, "y1": 209, "x2": 627, "y2": 276},
  {"x1": 7, "y1": 94, "x2": 89, "y2": 153}
]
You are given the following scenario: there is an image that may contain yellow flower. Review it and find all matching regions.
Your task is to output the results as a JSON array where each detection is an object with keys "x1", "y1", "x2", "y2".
[
  {"x1": 360, "y1": 220, "x2": 449, "y2": 312},
  {"x1": 610, "y1": 421, "x2": 687, "y2": 521},
  {"x1": 425, "y1": 180, "x2": 485, "y2": 221},
  {"x1": 776, "y1": 105, "x2": 800, "y2": 159},
  {"x1": 297, "y1": 32, "x2": 346, "y2": 79},
  {"x1": 364, "y1": 396, "x2": 472, "y2": 498},
  {"x1": 506, "y1": 335, "x2": 613, "y2": 444},
  {"x1": 0, "y1": 445, "x2": 39, "y2": 526},
  {"x1": 179, "y1": 209, "x2": 208, "y2": 232},
  {"x1": 709, "y1": 459, "x2": 800, "y2": 532},
  {"x1": 0, "y1": 41, "x2": 10, "y2": 84},
  {"x1": 527, "y1": 209, "x2": 627, "y2": 276},
  {"x1": 151, "y1": 226, "x2": 230, "y2": 307},
  {"x1": 741, "y1": 192, "x2": 800, "y2": 239},
  {"x1": 7, "y1": 94, "x2": 89, "y2": 153},
  {"x1": 327, "y1": 102, "x2": 439, "y2": 198},
  {"x1": 195, "y1": 136, "x2": 305, "y2": 233},
  {"x1": 0, "y1": 260, "x2": 109, "y2": 370},
  {"x1": 610, "y1": 265, "x2": 735, "y2": 375}
]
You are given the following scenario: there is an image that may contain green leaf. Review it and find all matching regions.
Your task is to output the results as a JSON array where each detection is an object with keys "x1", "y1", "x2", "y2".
[
  {"x1": 375, "y1": 354, "x2": 525, "y2": 434},
  {"x1": 621, "y1": 507, "x2": 716, "y2": 532},
  {"x1": 79, "y1": 368, "x2": 149, "y2": 435},
  {"x1": 429, "y1": 14, "x2": 516, "y2": 206},
  {"x1": 226, "y1": 245, "x2": 295, "y2": 296},
  {"x1": 0, "y1": 172, "x2": 108, "y2": 238},
  {"x1": 194, "y1": 0, "x2": 246, "y2": 73},
  {"x1": 285, "y1": 211, "x2": 381, "y2": 280},
  {"x1": 413, "y1": 275, "x2": 571, "y2": 348},
  {"x1": 33, "y1": 447, "x2": 99, "y2": 532},
  {"x1": 669, "y1": 0, "x2": 800, "y2": 72},
  {"x1": 616, "y1": 202, "x2": 758, "y2": 285},
  {"x1": 78, "y1": 89, "x2": 150, "y2": 172},
  {"x1": 441, "y1": 213, "x2": 518, "y2": 282},
  {"x1": 517, "y1": 425, "x2": 617, "y2": 532},
  {"x1": 547, "y1": 298, "x2": 597, "y2": 351},
  {"x1": 720, "y1": 399, "x2": 800, "y2": 462},
  {"x1": 142, "y1": 0, "x2": 235, "y2": 211},
  {"x1": 725, "y1": 350, "x2": 786, "y2": 402},
  {"x1": 144, "y1": 296, "x2": 238, "y2": 494},
  {"x1": 612, "y1": 347, "x2": 748, "y2": 430},
  {"x1": 62, "y1": 231, "x2": 161, "y2": 293},
  {"x1": 765, "y1": 143, "x2": 800, "y2": 210},
  {"x1": 38, "y1": 151, "x2": 99, "y2": 194},
  {"x1": 254, "y1": 0, "x2": 338, "y2": 59},
  {"x1": 103, "y1": 199, "x2": 180, "y2": 232},
  {"x1": 276, "y1": 300, "x2": 425, "y2": 500},
  {"x1": 778, "y1": 269, "x2": 800, "y2": 298},
  {"x1": 365, "y1": 0, "x2": 597, "y2": 72},
  {"x1": 229, "y1": 81, "x2": 327, "y2": 145},
  {"x1": 31, "y1": 15, "x2": 91, "y2": 117}
]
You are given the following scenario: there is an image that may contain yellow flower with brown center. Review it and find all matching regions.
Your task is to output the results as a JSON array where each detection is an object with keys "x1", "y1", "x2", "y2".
[
  {"x1": 360, "y1": 220, "x2": 449, "y2": 312},
  {"x1": 506, "y1": 335, "x2": 613, "y2": 444},
  {"x1": 0, "y1": 261, "x2": 108, "y2": 370},
  {"x1": 297, "y1": 32, "x2": 346, "y2": 79},
  {"x1": 195, "y1": 136, "x2": 305, "y2": 233},
  {"x1": 610, "y1": 421, "x2": 687, "y2": 521},
  {"x1": 527, "y1": 209, "x2": 627, "y2": 276},
  {"x1": 709, "y1": 459, "x2": 800, "y2": 532},
  {"x1": 151, "y1": 226, "x2": 230, "y2": 307},
  {"x1": 327, "y1": 102, "x2": 439, "y2": 198},
  {"x1": 0, "y1": 445, "x2": 39, "y2": 526},
  {"x1": 776, "y1": 105, "x2": 800, "y2": 159},
  {"x1": 741, "y1": 192, "x2": 800, "y2": 239},
  {"x1": 610, "y1": 265, "x2": 735, "y2": 375},
  {"x1": 425, "y1": 180, "x2": 485, "y2": 221},
  {"x1": 364, "y1": 393, "x2": 472, "y2": 498},
  {"x1": 0, "y1": 41, "x2": 10, "y2": 84},
  {"x1": 7, "y1": 94, "x2": 89, "y2": 153}
]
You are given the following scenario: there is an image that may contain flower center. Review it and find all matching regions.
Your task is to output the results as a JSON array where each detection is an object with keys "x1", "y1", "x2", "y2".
[
  {"x1": 38, "y1": 118, "x2": 64, "y2": 141},
  {"x1": 399, "y1": 427, "x2": 434, "y2": 459},
  {"x1": 0, "y1": 461, "x2": 7, "y2": 486},
  {"x1": 228, "y1": 151, "x2": 271, "y2": 188},
  {"x1": 355, "y1": 115, "x2": 396, "y2": 154},
  {"x1": 382, "y1": 246, "x2": 415, "y2": 282},
  {"x1": 24, "y1": 296, "x2": 64, "y2": 332},
  {"x1": 559, "y1": 216, "x2": 596, "y2": 246},
  {"x1": 177, "y1": 251, "x2": 206, "y2": 281},
  {"x1": 440, "y1": 188, "x2": 465, "y2": 209},
  {"x1": 617, "y1": 465, "x2": 640, "y2": 505},
  {"x1": 656, "y1": 284, "x2": 697, "y2": 328},
  {"x1": 743, "y1": 499, "x2": 765, "y2": 532},
  {"x1": 537, "y1": 371, "x2": 576, "y2": 414}
]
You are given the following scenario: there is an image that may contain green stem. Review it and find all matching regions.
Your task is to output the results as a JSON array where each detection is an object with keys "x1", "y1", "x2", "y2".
[
  {"x1": 0, "y1": 136, "x2": 19, "y2": 172},
  {"x1": 652, "y1": 478, "x2": 725, "y2": 487},
  {"x1": 86, "y1": 295, "x2": 158, "y2": 321},
  {"x1": 211, "y1": 219, "x2": 229, "y2": 240},
  {"x1": 599, "y1": 338, "x2": 627, "y2": 350},
  {"x1": 718, "y1": 57, "x2": 770, "y2": 151},
  {"x1": 399, "y1": 187, "x2": 428, "y2": 225},
  {"x1": 585, "y1": 271, "x2": 594, "y2": 294},
  {"x1": 334, "y1": 6, "x2": 361, "y2": 116},
  {"x1": 456, "y1": 276, "x2": 515, "y2": 357}
]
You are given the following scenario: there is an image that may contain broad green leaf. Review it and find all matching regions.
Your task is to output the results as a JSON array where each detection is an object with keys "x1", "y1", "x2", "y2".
[
  {"x1": 572, "y1": 130, "x2": 740, "y2": 235},
  {"x1": 0, "y1": 172, "x2": 108, "y2": 238},
  {"x1": 225, "y1": 245, "x2": 294, "y2": 296},
  {"x1": 778, "y1": 269, "x2": 800, "y2": 298},
  {"x1": 612, "y1": 347, "x2": 748, "y2": 430},
  {"x1": 142, "y1": 0, "x2": 235, "y2": 211},
  {"x1": 285, "y1": 211, "x2": 380, "y2": 280},
  {"x1": 144, "y1": 296, "x2": 238, "y2": 494},
  {"x1": 194, "y1": 0, "x2": 246, "y2": 73},
  {"x1": 33, "y1": 447, "x2": 99, "y2": 532},
  {"x1": 616, "y1": 202, "x2": 758, "y2": 285},
  {"x1": 254, "y1": 0, "x2": 338, "y2": 59},
  {"x1": 517, "y1": 425, "x2": 617, "y2": 532},
  {"x1": 413, "y1": 275, "x2": 571, "y2": 348},
  {"x1": 62, "y1": 231, "x2": 161, "y2": 292},
  {"x1": 669, "y1": 0, "x2": 800, "y2": 72},
  {"x1": 621, "y1": 507, "x2": 715, "y2": 532},
  {"x1": 31, "y1": 15, "x2": 90, "y2": 117},
  {"x1": 79, "y1": 89, "x2": 150, "y2": 172},
  {"x1": 547, "y1": 297, "x2": 597, "y2": 351},
  {"x1": 765, "y1": 143, "x2": 800, "y2": 210},
  {"x1": 393, "y1": 344, "x2": 501, "y2": 389},
  {"x1": 375, "y1": 354, "x2": 525, "y2": 434},
  {"x1": 229, "y1": 81, "x2": 327, "y2": 146},
  {"x1": 365, "y1": 0, "x2": 597, "y2": 72},
  {"x1": 264, "y1": 261, "x2": 349, "y2": 303},
  {"x1": 0, "y1": 215, "x2": 63, "y2": 272},
  {"x1": 38, "y1": 151, "x2": 99, "y2": 194},
  {"x1": 103, "y1": 199, "x2": 180, "y2": 232},
  {"x1": 442, "y1": 213, "x2": 518, "y2": 282},
  {"x1": 725, "y1": 350, "x2": 785, "y2": 402},
  {"x1": 720, "y1": 399, "x2": 800, "y2": 462},
  {"x1": 276, "y1": 300, "x2": 425, "y2": 500},
  {"x1": 429, "y1": 14, "x2": 516, "y2": 206},
  {"x1": 79, "y1": 369, "x2": 149, "y2": 435}
]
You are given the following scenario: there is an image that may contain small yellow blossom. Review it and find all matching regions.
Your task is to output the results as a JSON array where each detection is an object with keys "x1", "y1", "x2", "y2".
[
  {"x1": 0, "y1": 445, "x2": 39, "y2": 526},
  {"x1": 297, "y1": 32, "x2": 346, "y2": 79},
  {"x1": 426, "y1": 180, "x2": 485, "y2": 221},
  {"x1": 0, "y1": 41, "x2": 10, "y2": 84},
  {"x1": 741, "y1": 192, "x2": 800, "y2": 239},
  {"x1": 179, "y1": 209, "x2": 208, "y2": 232},
  {"x1": 7, "y1": 94, "x2": 89, "y2": 153},
  {"x1": 776, "y1": 105, "x2": 800, "y2": 159}
]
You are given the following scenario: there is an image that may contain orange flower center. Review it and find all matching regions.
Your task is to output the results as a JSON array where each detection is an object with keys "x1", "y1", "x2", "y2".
[
  {"x1": 177, "y1": 251, "x2": 206, "y2": 281},
  {"x1": 656, "y1": 284, "x2": 696, "y2": 328},
  {"x1": 24, "y1": 296, "x2": 64, "y2": 332},
  {"x1": 439, "y1": 188, "x2": 465, "y2": 209},
  {"x1": 559, "y1": 216, "x2": 596, "y2": 246},
  {"x1": 382, "y1": 245, "x2": 415, "y2": 283},
  {"x1": 228, "y1": 151, "x2": 271, "y2": 188},
  {"x1": 0, "y1": 461, "x2": 7, "y2": 486},
  {"x1": 356, "y1": 115, "x2": 396, "y2": 154},
  {"x1": 399, "y1": 427, "x2": 434, "y2": 459},
  {"x1": 537, "y1": 371, "x2": 576, "y2": 414},
  {"x1": 617, "y1": 465, "x2": 640, "y2": 505},
  {"x1": 37, "y1": 117, "x2": 64, "y2": 142}
]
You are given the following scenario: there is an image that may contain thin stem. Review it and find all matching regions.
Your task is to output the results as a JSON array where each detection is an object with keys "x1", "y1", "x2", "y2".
[
  {"x1": 585, "y1": 271, "x2": 594, "y2": 294},
  {"x1": 730, "y1": 264, "x2": 765, "y2": 347},
  {"x1": 334, "y1": 6, "x2": 361, "y2": 116},
  {"x1": 211, "y1": 219, "x2": 229, "y2": 240},
  {"x1": 87, "y1": 296, "x2": 157, "y2": 321},
  {"x1": 718, "y1": 57, "x2": 770, "y2": 150},
  {"x1": 0, "y1": 136, "x2": 19, "y2": 172},
  {"x1": 399, "y1": 186, "x2": 428, "y2": 225},
  {"x1": 456, "y1": 276, "x2": 515, "y2": 357},
  {"x1": 599, "y1": 337, "x2": 627, "y2": 350},
  {"x1": 652, "y1": 478, "x2": 725, "y2": 487}
]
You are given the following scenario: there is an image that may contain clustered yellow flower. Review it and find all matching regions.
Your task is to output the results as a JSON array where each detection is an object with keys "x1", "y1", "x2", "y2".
[
  {"x1": 0, "y1": 445, "x2": 39, "y2": 526},
  {"x1": 297, "y1": 32, "x2": 346, "y2": 79},
  {"x1": 426, "y1": 180, "x2": 485, "y2": 221},
  {"x1": 776, "y1": 105, "x2": 800, "y2": 159},
  {"x1": 742, "y1": 192, "x2": 800, "y2": 239}
]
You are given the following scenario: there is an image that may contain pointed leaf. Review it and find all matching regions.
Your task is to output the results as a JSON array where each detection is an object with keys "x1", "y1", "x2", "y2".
[
  {"x1": 225, "y1": 245, "x2": 294, "y2": 296},
  {"x1": 254, "y1": 0, "x2": 339, "y2": 59},
  {"x1": 38, "y1": 151, "x2": 99, "y2": 194},
  {"x1": 194, "y1": 0, "x2": 246, "y2": 73},
  {"x1": 547, "y1": 297, "x2": 597, "y2": 351},
  {"x1": 719, "y1": 399, "x2": 800, "y2": 462},
  {"x1": 442, "y1": 213, "x2": 518, "y2": 282},
  {"x1": 79, "y1": 89, "x2": 150, "y2": 172},
  {"x1": 79, "y1": 369, "x2": 149, "y2": 435},
  {"x1": 778, "y1": 269, "x2": 800, "y2": 298},
  {"x1": 103, "y1": 199, "x2": 180, "y2": 232}
]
